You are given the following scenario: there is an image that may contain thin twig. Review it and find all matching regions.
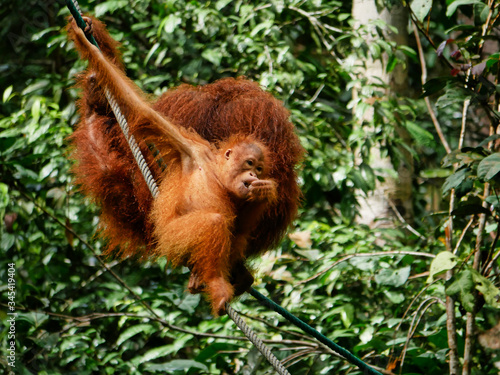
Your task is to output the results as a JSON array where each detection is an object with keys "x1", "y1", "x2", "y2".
[
  {"x1": 395, "y1": 282, "x2": 435, "y2": 332},
  {"x1": 264, "y1": 45, "x2": 273, "y2": 75},
  {"x1": 412, "y1": 21, "x2": 451, "y2": 154},
  {"x1": 453, "y1": 217, "x2": 474, "y2": 255},
  {"x1": 288, "y1": 5, "x2": 345, "y2": 68},
  {"x1": 459, "y1": 98, "x2": 471, "y2": 149},
  {"x1": 484, "y1": 247, "x2": 500, "y2": 276},
  {"x1": 307, "y1": 83, "x2": 325, "y2": 104},
  {"x1": 282, "y1": 349, "x2": 318, "y2": 368},
  {"x1": 400, "y1": 298, "x2": 441, "y2": 371},
  {"x1": 388, "y1": 199, "x2": 426, "y2": 240},
  {"x1": 483, "y1": 205, "x2": 500, "y2": 274}
]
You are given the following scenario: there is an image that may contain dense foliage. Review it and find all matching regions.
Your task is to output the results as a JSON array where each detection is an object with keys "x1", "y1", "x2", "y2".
[{"x1": 1, "y1": 0, "x2": 499, "y2": 374}]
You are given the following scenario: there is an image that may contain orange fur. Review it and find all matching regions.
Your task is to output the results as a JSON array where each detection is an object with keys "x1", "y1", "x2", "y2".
[{"x1": 67, "y1": 17, "x2": 304, "y2": 314}]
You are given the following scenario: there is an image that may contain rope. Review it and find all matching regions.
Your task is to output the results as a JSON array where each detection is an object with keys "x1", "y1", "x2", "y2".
[
  {"x1": 226, "y1": 304, "x2": 291, "y2": 375},
  {"x1": 66, "y1": 2, "x2": 288, "y2": 373},
  {"x1": 104, "y1": 91, "x2": 160, "y2": 198},
  {"x1": 250, "y1": 288, "x2": 383, "y2": 375}
]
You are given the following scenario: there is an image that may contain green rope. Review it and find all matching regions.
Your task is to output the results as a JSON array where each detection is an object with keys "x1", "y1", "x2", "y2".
[
  {"x1": 250, "y1": 288, "x2": 383, "y2": 375},
  {"x1": 65, "y1": 0, "x2": 98, "y2": 47}
]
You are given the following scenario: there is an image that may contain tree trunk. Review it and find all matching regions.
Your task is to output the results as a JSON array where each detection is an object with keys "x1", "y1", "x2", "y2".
[{"x1": 351, "y1": 0, "x2": 412, "y2": 228}]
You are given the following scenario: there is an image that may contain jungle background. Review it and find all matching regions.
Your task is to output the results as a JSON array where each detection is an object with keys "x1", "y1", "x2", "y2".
[{"x1": 1, "y1": 0, "x2": 500, "y2": 374}]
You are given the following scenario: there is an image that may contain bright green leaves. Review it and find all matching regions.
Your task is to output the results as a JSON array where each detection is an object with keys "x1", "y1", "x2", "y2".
[
  {"x1": 3, "y1": 85, "x2": 13, "y2": 103},
  {"x1": 427, "y1": 252, "x2": 457, "y2": 283},
  {"x1": 161, "y1": 14, "x2": 182, "y2": 34}
]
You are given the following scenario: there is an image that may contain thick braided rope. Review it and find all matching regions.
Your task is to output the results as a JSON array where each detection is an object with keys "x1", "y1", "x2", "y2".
[
  {"x1": 66, "y1": 1, "x2": 289, "y2": 373},
  {"x1": 226, "y1": 304, "x2": 291, "y2": 375},
  {"x1": 104, "y1": 91, "x2": 159, "y2": 198}
]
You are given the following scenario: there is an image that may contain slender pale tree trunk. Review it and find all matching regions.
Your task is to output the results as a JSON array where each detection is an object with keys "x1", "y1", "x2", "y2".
[{"x1": 351, "y1": 0, "x2": 412, "y2": 227}]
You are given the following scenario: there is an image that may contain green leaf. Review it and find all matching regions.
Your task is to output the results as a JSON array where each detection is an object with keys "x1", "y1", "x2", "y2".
[
  {"x1": 442, "y1": 168, "x2": 470, "y2": 194},
  {"x1": 201, "y1": 49, "x2": 222, "y2": 66},
  {"x1": 405, "y1": 121, "x2": 435, "y2": 147},
  {"x1": 436, "y1": 87, "x2": 471, "y2": 109},
  {"x1": 3, "y1": 85, "x2": 13, "y2": 103},
  {"x1": 350, "y1": 168, "x2": 372, "y2": 194},
  {"x1": 420, "y1": 168, "x2": 452, "y2": 178},
  {"x1": 215, "y1": 0, "x2": 232, "y2": 10},
  {"x1": 375, "y1": 266, "x2": 411, "y2": 287},
  {"x1": 360, "y1": 326, "x2": 375, "y2": 344},
  {"x1": 131, "y1": 344, "x2": 178, "y2": 366},
  {"x1": 411, "y1": 0, "x2": 433, "y2": 23},
  {"x1": 369, "y1": 43, "x2": 381, "y2": 59},
  {"x1": 340, "y1": 304, "x2": 354, "y2": 328},
  {"x1": 478, "y1": 153, "x2": 500, "y2": 180},
  {"x1": 31, "y1": 98, "x2": 41, "y2": 122},
  {"x1": 383, "y1": 290, "x2": 405, "y2": 304},
  {"x1": 94, "y1": 0, "x2": 128, "y2": 17},
  {"x1": 40, "y1": 160, "x2": 57, "y2": 180},
  {"x1": 446, "y1": 270, "x2": 476, "y2": 312},
  {"x1": 1, "y1": 232, "x2": 15, "y2": 251},
  {"x1": 442, "y1": 148, "x2": 485, "y2": 168},
  {"x1": 478, "y1": 134, "x2": 500, "y2": 147},
  {"x1": 386, "y1": 54, "x2": 397, "y2": 73},
  {"x1": 486, "y1": 53, "x2": 500, "y2": 69},
  {"x1": 116, "y1": 324, "x2": 155, "y2": 346},
  {"x1": 398, "y1": 45, "x2": 418, "y2": 61},
  {"x1": 250, "y1": 20, "x2": 273, "y2": 37},
  {"x1": 428, "y1": 252, "x2": 457, "y2": 283},
  {"x1": 472, "y1": 270, "x2": 500, "y2": 308},
  {"x1": 177, "y1": 293, "x2": 200, "y2": 314},
  {"x1": 162, "y1": 14, "x2": 182, "y2": 34},
  {"x1": 18, "y1": 312, "x2": 49, "y2": 327},
  {"x1": 446, "y1": 24, "x2": 476, "y2": 33},
  {"x1": 0, "y1": 183, "x2": 8, "y2": 207},
  {"x1": 144, "y1": 43, "x2": 160, "y2": 65},
  {"x1": 421, "y1": 77, "x2": 448, "y2": 97},
  {"x1": 446, "y1": 0, "x2": 483, "y2": 17},
  {"x1": 359, "y1": 162, "x2": 376, "y2": 191},
  {"x1": 22, "y1": 79, "x2": 49, "y2": 95},
  {"x1": 446, "y1": 269, "x2": 499, "y2": 312},
  {"x1": 294, "y1": 249, "x2": 322, "y2": 261}
]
